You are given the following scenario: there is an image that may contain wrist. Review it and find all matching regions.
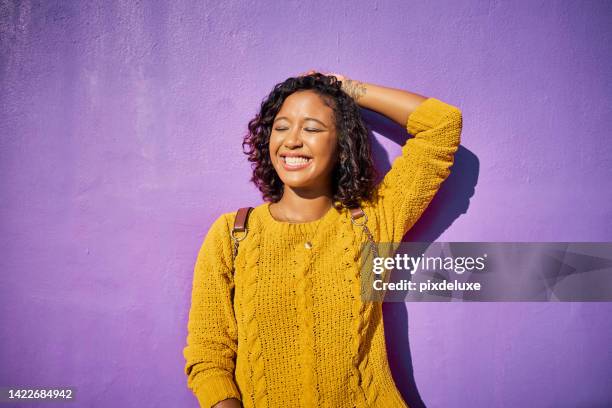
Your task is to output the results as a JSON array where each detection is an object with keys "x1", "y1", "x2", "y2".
[{"x1": 341, "y1": 78, "x2": 368, "y2": 105}]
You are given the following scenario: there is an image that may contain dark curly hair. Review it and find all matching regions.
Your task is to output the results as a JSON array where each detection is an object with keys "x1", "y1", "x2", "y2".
[{"x1": 242, "y1": 73, "x2": 378, "y2": 209}]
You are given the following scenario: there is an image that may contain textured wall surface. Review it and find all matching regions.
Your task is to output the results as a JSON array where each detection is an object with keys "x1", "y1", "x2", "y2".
[{"x1": 1, "y1": 0, "x2": 611, "y2": 407}]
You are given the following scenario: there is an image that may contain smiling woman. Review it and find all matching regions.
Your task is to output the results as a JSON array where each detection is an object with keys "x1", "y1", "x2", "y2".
[
  {"x1": 183, "y1": 72, "x2": 463, "y2": 408},
  {"x1": 268, "y1": 90, "x2": 340, "y2": 217},
  {"x1": 244, "y1": 74, "x2": 380, "y2": 223}
]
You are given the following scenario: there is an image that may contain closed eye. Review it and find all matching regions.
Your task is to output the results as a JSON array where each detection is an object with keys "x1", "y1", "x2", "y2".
[{"x1": 274, "y1": 127, "x2": 321, "y2": 132}]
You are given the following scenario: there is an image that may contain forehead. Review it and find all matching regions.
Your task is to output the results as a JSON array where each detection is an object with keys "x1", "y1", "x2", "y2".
[{"x1": 276, "y1": 90, "x2": 333, "y2": 119}]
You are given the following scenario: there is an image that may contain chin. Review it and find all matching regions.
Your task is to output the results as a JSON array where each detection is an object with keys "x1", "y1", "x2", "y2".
[
  {"x1": 279, "y1": 178, "x2": 314, "y2": 189},
  {"x1": 273, "y1": 168, "x2": 311, "y2": 187}
]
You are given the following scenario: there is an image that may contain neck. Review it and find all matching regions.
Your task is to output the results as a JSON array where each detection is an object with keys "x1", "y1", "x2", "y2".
[{"x1": 272, "y1": 186, "x2": 334, "y2": 223}]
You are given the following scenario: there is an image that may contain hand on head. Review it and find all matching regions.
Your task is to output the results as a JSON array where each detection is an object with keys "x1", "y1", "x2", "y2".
[{"x1": 297, "y1": 69, "x2": 347, "y2": 83}]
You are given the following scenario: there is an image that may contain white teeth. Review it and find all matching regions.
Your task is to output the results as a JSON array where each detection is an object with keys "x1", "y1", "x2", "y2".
[{"x1": 283, "y1": 156, "x2": 310, "y2": 165}]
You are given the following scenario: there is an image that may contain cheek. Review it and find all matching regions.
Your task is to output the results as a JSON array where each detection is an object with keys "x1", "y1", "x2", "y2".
[
  {"x1": 268, "y1": 137, "x2": 280, "y2": 162},
  {"x1": 315, "y1": 141, "x2": 339, "y2": 170}
]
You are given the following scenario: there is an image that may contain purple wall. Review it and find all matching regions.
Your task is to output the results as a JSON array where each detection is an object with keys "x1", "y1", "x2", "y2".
[{"x1": 1, "y1": 1, "x2": 611, "y2": 407}]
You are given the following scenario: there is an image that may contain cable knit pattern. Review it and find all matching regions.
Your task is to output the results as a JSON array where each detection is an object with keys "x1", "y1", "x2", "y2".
[
  {"x1": 296, "y1": 233, "x2": 319, "y2": 407},
  {"x1": 183, "y1": 97, "x2": 462, "y2": 408},
  {"x1": 242, "y1": 227, "x2": 268, "y2": 407},
  {"x1": 353, "y1": 226, "x2": 380, "y2": 408},
  {"x1": 340, "y1": 216, "x2": 368, "y2": 407}
]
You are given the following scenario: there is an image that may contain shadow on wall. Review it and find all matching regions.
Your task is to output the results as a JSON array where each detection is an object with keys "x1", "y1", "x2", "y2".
[{"x1": 363, "y1": 108, "x2": 480, "y2": 407}]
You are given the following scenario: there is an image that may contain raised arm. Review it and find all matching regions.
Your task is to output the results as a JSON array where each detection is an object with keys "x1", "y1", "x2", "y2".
[
  {"x1": 339, "y1": 77, "x2": 428, "y2": 127},
  {"x1": 183, "y1": 214, "x2": 242, "y2": 408},
  {"x1": 336, "y1": 75, "x2": 462, "y2": 242}
]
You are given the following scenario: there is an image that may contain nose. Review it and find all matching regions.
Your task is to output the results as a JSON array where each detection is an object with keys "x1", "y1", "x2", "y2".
[{"x1": 283, "y1": 126, "x2": 303, "y2": 148}]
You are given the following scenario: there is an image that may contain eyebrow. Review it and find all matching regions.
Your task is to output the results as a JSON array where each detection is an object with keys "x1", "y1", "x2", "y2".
[{"x1": 273, "y1": 116, "x2": 328, "y2": 128}]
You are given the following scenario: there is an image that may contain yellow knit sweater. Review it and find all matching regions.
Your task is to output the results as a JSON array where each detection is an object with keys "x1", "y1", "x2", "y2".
[{"x1": 183, "y1": 97, "x2": 463, "y2": 408}]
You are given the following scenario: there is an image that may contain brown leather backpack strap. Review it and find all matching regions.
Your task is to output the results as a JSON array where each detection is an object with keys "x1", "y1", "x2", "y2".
[
  {"x1": 349, "y1": 205, "x2": 379, "y2": 259},
  {"x1": 233, "y1": 207, "x2": 253, "y2": 232},
  {"x1": 230, "y1": 207, "x2": 254, "y2": 262},
  {"x1": 229, "y1": 207, "x2": 252, "y2": 306},
  {"x1": 349, "y1": 207, "x2": 365, "y2": 222}
]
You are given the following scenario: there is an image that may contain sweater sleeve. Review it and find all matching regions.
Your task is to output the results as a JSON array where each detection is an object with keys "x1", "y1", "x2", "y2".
[
  {"x1": 183, "y1": 213, "x2": 242, "y2": 408},
  {"x1": 371, "y1": 97, "x2": 463, "y2": 243}
]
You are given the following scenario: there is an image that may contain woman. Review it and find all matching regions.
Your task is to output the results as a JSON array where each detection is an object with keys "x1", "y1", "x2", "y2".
[{"x1": 183, "y1": 71, "x2": 463, "y2": 408}]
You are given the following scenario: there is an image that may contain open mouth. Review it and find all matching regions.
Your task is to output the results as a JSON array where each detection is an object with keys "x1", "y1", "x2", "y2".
[{"x1": 279, "y1": 154, "x2": 313, "y2": 170}]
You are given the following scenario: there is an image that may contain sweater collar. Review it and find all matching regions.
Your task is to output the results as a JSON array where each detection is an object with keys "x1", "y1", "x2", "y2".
[{"x1": 255, "y1": 201, "x2": 343, "y2": 235}]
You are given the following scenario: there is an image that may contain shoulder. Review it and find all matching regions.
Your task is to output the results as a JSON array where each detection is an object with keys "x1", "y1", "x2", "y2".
[
  {"x1": 200, "y1": 210, "x2": 236, "y2": 243},
  {"x1": 204, "y1": 204, "x2": 264, "y2": 244},
  {"x1": 210, "y1": 211, "x2": 237, "y2": 233},
  {"x1": 202, "y1": 211, "x2": 239, "y2": 250},
  {"x1": 196, "y1": 211, "x2": 239, "y2": 272},
  {"x1": 203, "y1": 207, "x2": 260, "y2": 244}
]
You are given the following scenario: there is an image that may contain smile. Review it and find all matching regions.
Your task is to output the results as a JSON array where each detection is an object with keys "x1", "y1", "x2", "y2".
[{"x1": 280, "y1": 155, "x2": 313, "y2": 171}]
